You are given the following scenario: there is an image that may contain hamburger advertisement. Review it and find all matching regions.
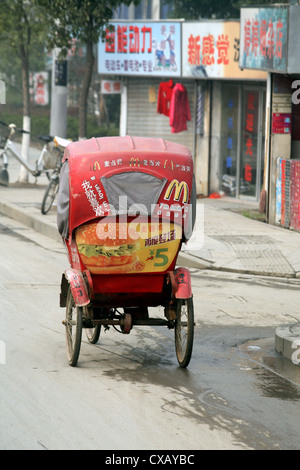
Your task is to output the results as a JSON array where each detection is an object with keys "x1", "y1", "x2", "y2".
[{"x1": 75, "y1": 221, "x2": 182, "y2": 274}]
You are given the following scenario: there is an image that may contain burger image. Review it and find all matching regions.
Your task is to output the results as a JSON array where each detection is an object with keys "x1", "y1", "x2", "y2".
[{"x1": 75, "y1": 222, "x2": 139, "y2": 274}]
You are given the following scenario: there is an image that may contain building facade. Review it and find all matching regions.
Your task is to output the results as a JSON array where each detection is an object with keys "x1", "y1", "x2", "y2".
[
  {"x1": 98, "y1": 18, "x2": 267, "y2": 199},
  {"x1": 239, "y1": 4, "x2": 300, "y2": 226}
]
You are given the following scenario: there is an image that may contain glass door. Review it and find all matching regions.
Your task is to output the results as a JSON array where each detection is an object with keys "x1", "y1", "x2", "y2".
[
  {"x1": 239, "y1": 87, "x2": 265, "y2": 199},
  {"x1": 220, "y1": 84, "x2": 266, "y2": 199},
  {"x1": 220, "y1": 84, "x2": 240, "y2": 197}
]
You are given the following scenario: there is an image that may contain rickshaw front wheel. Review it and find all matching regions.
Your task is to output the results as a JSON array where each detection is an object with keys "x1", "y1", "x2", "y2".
[
  {"x1": 175, "y1": 297, "x2": 194, "y2": 368},
  {"x1": 65, "y1": 287, "x2": 83, "y2": 367}
]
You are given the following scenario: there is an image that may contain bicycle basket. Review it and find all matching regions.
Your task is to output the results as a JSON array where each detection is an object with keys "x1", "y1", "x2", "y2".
[{"x1": 44, "y1": 142, "x2": 61, "y2": 169}]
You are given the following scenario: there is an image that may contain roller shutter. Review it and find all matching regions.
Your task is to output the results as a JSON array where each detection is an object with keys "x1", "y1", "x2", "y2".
[{"x1": 126, "y1": 77, "x2": 196, "y2": 154}]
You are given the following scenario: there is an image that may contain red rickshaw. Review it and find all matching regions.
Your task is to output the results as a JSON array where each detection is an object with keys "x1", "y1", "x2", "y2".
[{"x1": 57, "y1": 136, "x2": 196, "y2": 368}]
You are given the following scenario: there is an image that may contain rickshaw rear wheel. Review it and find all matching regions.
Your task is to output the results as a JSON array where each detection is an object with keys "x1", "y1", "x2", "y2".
[
  {"x1": 85, "y1": 325, "x2": 101, "y2": 344},
  {"x1": 65, "y1": 287, "x2": 83, "y2": 366},
  {"x1": 175, "y1": 297, "x2": 194, "y2": 368}
]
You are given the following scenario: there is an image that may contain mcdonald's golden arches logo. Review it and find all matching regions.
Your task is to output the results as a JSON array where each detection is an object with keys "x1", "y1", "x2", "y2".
[
  {"x1": 164, "y1": 179, "x2": 189, "y2": 204},
  {"x1": 130, "y1": 157, "x2": 140, "y2": 167},
  {"x1": 93, "y1": 161, "x2": 101, "y2": 170},
  {"x1": 164, "y1": 159, "x2": 174, "y2": 170}
]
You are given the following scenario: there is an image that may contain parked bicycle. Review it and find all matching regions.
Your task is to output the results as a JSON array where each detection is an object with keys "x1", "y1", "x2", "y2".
[
  {"x1": 0, "y1": 120, "x2": 69, "y2": 186},
  {"x1": 0, "y1": 120, "x2": 70, "y2": 214},
  {"x1": 41, "y1": 136, "x2": 68, "y2": 215}
]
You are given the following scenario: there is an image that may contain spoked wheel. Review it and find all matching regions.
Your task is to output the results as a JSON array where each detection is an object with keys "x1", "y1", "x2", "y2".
[
  {"x1": 85, "y1": 325, "x2": 101, "y2": 344},
  {"x1": 0, "y1": 155, "x2": 9, "y2": 187},
  {"x1": 65, "y1": 287, "x2": 83, "y2": 367},
  {"x1": 175, "y1": 297, "x2": 194, "y2": 368},
  {"x1": 41, "y1": 177, "x2": 59, "y2": 214}
]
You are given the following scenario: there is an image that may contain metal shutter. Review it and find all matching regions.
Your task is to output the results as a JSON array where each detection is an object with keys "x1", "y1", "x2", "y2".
[{"x1": 127, "y1": 77, "x2": 196, "y2": 154}]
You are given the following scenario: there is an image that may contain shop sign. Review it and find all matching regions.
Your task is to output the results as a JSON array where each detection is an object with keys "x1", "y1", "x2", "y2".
[
  {"x1": 101, "y1": 80, "x2": 122, "y2": 94},
  {"x1": 182, "y1": 21, "x2": 266, "y2": 79},
  {"x1": 98, "y1": 21, "x2": 181, "y2": 77},
  {"x1": 31, "y1": 72, "x2": 49, "y2": 106},
  {"x1": 239, "y1": 7, "x2": 288, "y2": 72},
  {"x1": 272, "y1": 113, "x2": 292, "y2": 134}
]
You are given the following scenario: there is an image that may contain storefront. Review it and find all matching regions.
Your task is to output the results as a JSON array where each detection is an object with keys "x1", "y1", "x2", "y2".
[
  {"x1": 217, "y1": 81, "x2": 266, "y2": 198},
  {"x1": 98, "y1": 19, "x2": 266, "y2": 198},
  {"x1": 239, "y1": 4, "x2": 300, "y2": 223},
  {"x1": 98, "y1": 20, "x2": 196, "y2": 147}
]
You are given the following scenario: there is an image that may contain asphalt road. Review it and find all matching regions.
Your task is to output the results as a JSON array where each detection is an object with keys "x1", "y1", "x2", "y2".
[{"x1": 1, "y1": 213, "x2": 300, "y2": 451}]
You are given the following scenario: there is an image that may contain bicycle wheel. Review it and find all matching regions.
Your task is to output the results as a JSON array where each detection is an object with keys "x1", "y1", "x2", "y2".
[
  {"x1": 86, "y1": 325, "x2": 101, "y2": 344},
  {"x1": 0, "y1": 153, "x2": 9, "y2": 186},
  {"x1": 41, "y1": 177, "x2": 59, "y2": 214},
  {"x1": 174, "y1": 297, "x2": 194, "y2": 368},
  {"x1": 65, "y1": 287, "x2": 83, "y2": 367}
]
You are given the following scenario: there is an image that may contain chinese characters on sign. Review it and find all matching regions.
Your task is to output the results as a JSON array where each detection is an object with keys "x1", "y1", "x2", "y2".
[
  {"x1": 98, "y1": 22, "x2": 181, "y2": 77},
  {"x1": 220, "y1": 86, "x2": 239, "y2": 196},
  {"x1": 272, "y1": 113, "x2": 292, "y2": 134},
  {"x1": 31, "y1": 72, "x2": 49, "y2": 106},
  {"x1": 243, "y1": 91, "x2": 258, "y2": 186},
  {"x1": 101, "y1": 80, "x2": 122, "y2": 94},
  {"x1": 242, "y1": 17, "x2": 283, "y2": 60},
  {"x1": 226, "y1": 98, "x2": 235, "y2": 173},
  {"x1": 182, "y1": 21, "x2": 267, "y2": 79},
  {"x1": 240, "y1": 7, "x2": 288, "y2": 71},
  {"x1": 187, "y1": 33, "x2": 230, "y2": 67}
]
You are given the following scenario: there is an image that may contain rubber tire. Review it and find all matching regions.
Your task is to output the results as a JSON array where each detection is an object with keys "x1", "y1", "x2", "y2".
[
  {"x1": 174, "y1": 297, "x2": 194, "y2": 368},
  {"x1": 65, "y1": 287, "x2": 83, "y2": 367},
  {"x1": 41, "y1": 178, "x2": 59, "y2": 215},
  {"x1": 86, "y1": 325, "x2": 101, "y2": 344}
]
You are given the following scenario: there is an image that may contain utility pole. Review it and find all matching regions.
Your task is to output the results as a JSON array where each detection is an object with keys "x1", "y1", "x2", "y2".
[{"x1": 50, "y1": 48, "x2": 68, "y2": 138}]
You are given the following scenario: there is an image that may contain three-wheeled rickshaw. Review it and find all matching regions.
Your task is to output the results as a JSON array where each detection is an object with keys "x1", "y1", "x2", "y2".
[{"x1": 57, "y1": 136, "x2": 196, "y2": 368}]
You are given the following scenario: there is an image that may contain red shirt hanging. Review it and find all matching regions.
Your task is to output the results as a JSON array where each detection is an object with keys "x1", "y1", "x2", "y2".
[
  {"x1": 157, "y1": 80, "x2": 174, "y2": 117},
  {"x1": 169, "y1": 83, "x2": 191, "y2": 133}
]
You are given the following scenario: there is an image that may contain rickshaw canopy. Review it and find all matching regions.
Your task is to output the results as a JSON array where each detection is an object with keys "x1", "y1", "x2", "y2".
[{"x1": 57, "y1": 136, "x2": 195, "y2": 241}]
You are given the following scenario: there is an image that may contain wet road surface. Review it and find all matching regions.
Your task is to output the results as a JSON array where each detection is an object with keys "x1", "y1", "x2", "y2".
[{"x1": 1, "y1": 214, "x2": 300, "y2": 450}]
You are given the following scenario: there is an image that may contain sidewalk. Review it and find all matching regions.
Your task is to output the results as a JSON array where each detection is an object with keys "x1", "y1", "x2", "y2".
[{"x1": 0, "y1": 162, "x2": 299, "y2": 366}]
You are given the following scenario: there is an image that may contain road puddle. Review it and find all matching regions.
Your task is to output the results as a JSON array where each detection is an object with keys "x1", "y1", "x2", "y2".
[{"x1": 238, "y1": 338, "x2": 300, "y2": 399}]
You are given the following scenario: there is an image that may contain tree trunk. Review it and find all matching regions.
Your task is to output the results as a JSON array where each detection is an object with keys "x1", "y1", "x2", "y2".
[
  {"x1": 18, "y1": 43, "x2": 31, "y2": 183},
  {"x1": 78, "y1": 40, "x2": 95, "y2": 140}
]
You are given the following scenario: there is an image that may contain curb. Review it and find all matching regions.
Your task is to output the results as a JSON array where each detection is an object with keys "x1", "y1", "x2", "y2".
[
  {"x1": 275, "y1": 324, "x2": 300, "y2": 366},
  {"x1": 0, "y1": 199, "x2": 61, "y2": 243},
  {"x1": 177, "y1": 251, "x2": 211, "y2": 270}
]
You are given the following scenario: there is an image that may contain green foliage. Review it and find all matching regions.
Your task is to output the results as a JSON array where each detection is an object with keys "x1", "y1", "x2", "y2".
[
  {"x1": 35, "y1": 0, "x2": 140, "y2": 56},
  {"x1": 0, "y1": 0, "x2": 46, "y2": 49},
  {"x1": 163, "y1": 0, "x2": 289, "y2": 20},
  {"x1": 0, "y1": 106, "x2": 119, "y2": 143},
  {"x1": 67, "y1": 115, "x2": 119, "y2": 140}
]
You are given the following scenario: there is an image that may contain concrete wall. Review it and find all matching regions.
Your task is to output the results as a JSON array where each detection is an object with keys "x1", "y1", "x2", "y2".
[
  {"x1": 209, "y1": 81, "x2": 222, "y2": 194},
  {"x1": 268, "y1": 81, "x2": 292, "y2": 224},
  {"x1": 194, "y1": 82, "x2": 212, "y2": 196}
]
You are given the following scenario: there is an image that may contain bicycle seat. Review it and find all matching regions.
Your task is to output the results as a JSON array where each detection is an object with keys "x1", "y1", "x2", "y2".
[{"x1": 38, "y1": 135, "x2": 54, "y2": 143}]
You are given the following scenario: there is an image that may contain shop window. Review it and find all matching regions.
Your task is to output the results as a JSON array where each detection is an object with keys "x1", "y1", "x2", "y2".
[
  {"x1": 220, "y1": 85, "x2": 239, "y2": 197},
  {"x1": 240, "y1": 90, "x2": 259, "y2": 197}
]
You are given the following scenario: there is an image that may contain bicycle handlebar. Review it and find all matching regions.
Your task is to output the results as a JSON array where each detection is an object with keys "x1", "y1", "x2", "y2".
[
  {"x1": 0, "y1": 120, "x2": 30, "y2": 134},
  {"x1": 0, "y1": 121, "x2": 70, "y2": 144}
]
